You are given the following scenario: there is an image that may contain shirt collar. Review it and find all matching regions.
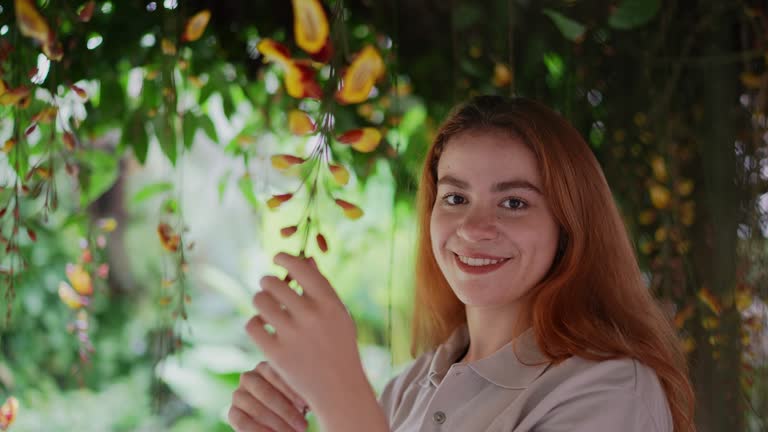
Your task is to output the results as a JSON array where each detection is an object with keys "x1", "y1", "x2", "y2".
[{"x1": 426, "y1": 324, "x2": 551, "y2": 390}]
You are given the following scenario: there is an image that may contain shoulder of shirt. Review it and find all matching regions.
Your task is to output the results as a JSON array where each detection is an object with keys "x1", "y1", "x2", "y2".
[{"x1": 526, "y1": 355, "x2": 672, "y2": 431}]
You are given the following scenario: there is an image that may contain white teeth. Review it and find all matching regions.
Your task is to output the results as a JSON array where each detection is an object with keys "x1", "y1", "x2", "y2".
[{"x1": 457, "y1": 255, "x2": 507, "y2": 266}]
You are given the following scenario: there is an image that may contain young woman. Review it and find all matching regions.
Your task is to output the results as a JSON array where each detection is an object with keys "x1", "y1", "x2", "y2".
[{"x1": 228, "y1": 95, "x2": 696, "y2": 432}]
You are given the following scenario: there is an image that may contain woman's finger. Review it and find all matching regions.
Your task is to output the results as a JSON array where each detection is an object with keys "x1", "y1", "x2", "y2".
[
  {"x1": 252, "y1": 290, "x2": 291, "y2": 330},
  {"x1": 273, "y1": 253, "x2": 333, "y2": 300},
  {"x1": 259, "y1": 276, "x2": 307, "y2": 314},
  {"x1": 245, "y1": 315, "x2": 277, "y2": 354},
  {"x1": 227, "y1": 404, "x2": 275, "y2": 432},
  {"x1": 232, "y1": 387, "x2": 300, "y2": 432},
  {"x1": 256, "y1": 361, "x2": 309, "y2": 413},
  {"x1": 243, "y1": 369, "x2": 309, "y2": 431}
]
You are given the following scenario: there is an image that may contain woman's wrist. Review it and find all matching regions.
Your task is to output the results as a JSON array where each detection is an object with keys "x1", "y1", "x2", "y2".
[{"x1": 312, "y1": 370, "x2": 389, "y2": 432}]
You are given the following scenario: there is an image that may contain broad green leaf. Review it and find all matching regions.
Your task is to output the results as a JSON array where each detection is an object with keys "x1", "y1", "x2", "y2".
[
  {"x1": 218, "y1": 170, "x2": 231, "y2": 203},
  {"x1": 182, "y1": 114, "x2": 197, "y2": 150},
  {"x1": 123, "y1": 110, "x2": 149, "y2": 163},
  {"x1": 542, "y1": 9, "x2": 586, "y2": 42},
  {"x1": 152, "y1": 114, "x2": 177, "y2": 165},
  {"x1": 608, "y1": 0, "x2": 661, "y2": 30},
  {"x1": 132, "y1": 181, "x2": 173, "y2": 204},
  {"x1": 199, "y1": 114, "x2": 217, "y2": 143},
  {"x1": 77, "y1": 149, "x2": 119, "y2": 206}
]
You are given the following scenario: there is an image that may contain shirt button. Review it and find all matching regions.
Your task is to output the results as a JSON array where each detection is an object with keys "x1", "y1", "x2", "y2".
[{"x1": 433, "y1": 411, "x2": 446, "y2": 424}]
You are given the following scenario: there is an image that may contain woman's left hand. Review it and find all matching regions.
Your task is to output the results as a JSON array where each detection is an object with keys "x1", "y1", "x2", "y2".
[{"x1": 245, "y1": 252, "x2": 368, "y2": 413}]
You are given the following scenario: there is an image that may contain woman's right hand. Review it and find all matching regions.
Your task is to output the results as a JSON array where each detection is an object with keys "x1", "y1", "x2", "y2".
[{"x1": 228, "y1": 361, "x2": 310, "y2": 432}]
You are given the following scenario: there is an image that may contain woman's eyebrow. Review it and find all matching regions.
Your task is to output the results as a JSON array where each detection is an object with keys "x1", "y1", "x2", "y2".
[{"x1": 437, "y1": 175, "x2": 542, "y2": 194}]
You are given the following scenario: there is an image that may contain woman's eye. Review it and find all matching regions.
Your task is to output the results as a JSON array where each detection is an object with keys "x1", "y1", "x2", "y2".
[
  {"x1": 442, "y1": 194, "x2": 465, "y2": 205},
  {"x1": 502, "y1": 198, "x2": 527, "y2": 210}
]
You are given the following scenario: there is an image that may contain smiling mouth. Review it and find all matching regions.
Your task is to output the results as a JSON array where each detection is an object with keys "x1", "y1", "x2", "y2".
[{"x1": 452, "y1": 253, "x2": 510, "y2": 274}]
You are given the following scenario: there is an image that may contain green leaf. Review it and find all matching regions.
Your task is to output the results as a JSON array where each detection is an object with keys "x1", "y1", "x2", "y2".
[
  {"x1": 123, "y1": 110, "x2": 149, "y2": 164},
  {"x1": 199, "y1": 115, "x2": 218, "y2": 143},
  {"x1": 237, "y1": 175, "x2": 259, "y2": 210},
  {"x1": 183, "y1": 114, "x2": 197, "y2": 150},
  {"x1": 608, "y1": 0, "x2": 661, "y2": 30},
  {"x1": 542, "y1": 9, "x2": 586, "y2": 42},
  {"x1": 77, "y1": 149, "x2": 119, "y2": 206},
  {"x1": 132, "y1": 181, "x2": 173, "y2": 204},
  {"x1": 152, "y1": 114, "x2": 177, "y2": 165},
  {"x1": 218, "y1": 170, "x2": 231, "y2": 203}
]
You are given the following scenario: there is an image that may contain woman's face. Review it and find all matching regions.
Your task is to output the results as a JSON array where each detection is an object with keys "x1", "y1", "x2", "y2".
[{"x1": 430, "y1": 130, "x2": 560, "y2": 310}]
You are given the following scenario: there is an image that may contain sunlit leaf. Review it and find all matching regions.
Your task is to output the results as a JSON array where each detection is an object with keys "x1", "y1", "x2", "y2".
[
  {"x1": 58, "y1": 281, "x2": 90, "y2": 309},
  {"x1": 328, "y1": 164, "x2": 349, "y2": 186},
  {"x1": 0, "y1": 396, "x2": 18, "y2": 431},
  {"x1": 648, "y1": 184, "x2": 670, "y2": 209},
  {"x1": 157, "y1": 223, "x2": 181, "y2": 252},
  {"x1": 334, "y1": 199, "x2": 363, "y2": 220},
  {"x1": 650, "y1": 156, "x2": 668, "y2": 182},
  {"x1": 292, "y1": 0, "x2": 329, "y2": 55},
  {"x1": 280, "y1": 225, "x2": 298, "y2": 238},
  {"x1": 316, "y1": 233, "x2": 328, "y2": 253},
  {"x1": 271, "y1": 154, "x2": 306, "y2": 170},
  {"x1": 336, "y1": 45, "x2": 385, "y2": 104},
  {"x1": 132, "y1": 181, "x2": 173, "y2": 204},
  {"x1": 78, "y1": 1, "x2": 96, "y2": 22},
  {"x1": 492, "y1": 63, "x2": 513, "y2": 87},
  {"x1": 182, "y1": 9, "x2": 211, "y2": 42},
  {"x1": 67, "y1": 263, "x2": 93, "y2": 296},
  {"x1": 288, "y1": 110, "x2": 316, "y2": 135},
  {"x1": 542, "y1": 9, "x2": 586, "y2": 42},
  {"x1": 337, "y1": 127, "x2": 382, "y2": 153},
  {"x1": 698, "y1": 287, "x2": 722, "y2": 316},
  {"x1": 267, "y1": 193, "x2": 293, "y2": 209}
]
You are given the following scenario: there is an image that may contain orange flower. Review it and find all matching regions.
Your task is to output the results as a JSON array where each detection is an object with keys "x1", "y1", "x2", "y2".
[
  {"x1": 698, "y1": 287, "x2": 722, "y2": 316},
  {"x1": 335, "y1": 199, "x2": 363, "y2": 220},
  {"x1": 2, "y1": 139, "x2": 16, "y2": 154},
  {"x1": 292, "y1": 0, "x2": 329, "y2": 55},
  {"x1": 257, "y1": 39, "x2": 293, "y2": 65},
  {"x1": 336, "y1": 45, "x2": 385, "y2": 104},
  {"x1": 15, "y1": 0, "x2": 52, "y2": 48},
  {"x1": 182, "y1": 9, "x2": 211, "y2": 42},
  {"x1": 63, "y1": 132, "x2": 77, "y2": 150},
  {"x1": 67, "y1": 263, "x2": 93, "y2": 296},
  {"x1": 78, "y1": 1, "x2": 96, "y2": 22},
  {"x1": 161, "y1": 38, "x2": 177, "y2": 55},
  {"x1": 71, "y1": 85, "x2": 88, "y2": 100},
  {"x1": 280, "y1": 225, "x2": 298, "y2": 238},
  {"x1": 284, "y1": 61, "x2": 322, "y2": 99},
  {"x1": 271, "y1": 154, "x2": 306, "y2": 170},
  {"x1": 316, "y1": 233, "x2": 328, "y2": 253},
  {"x1": 648, "y1": 184, "x2": 670, "y2": 209},
  {"x1": 58, "y1": 281, "x2": 90, "y2": 309},
  {"x1": 0, "y1": 396, "x2": 19, "y2": 431},
  {"x1": 157, "y1": 223, "x2": 181, "y2": 252},
  {"x1": 267, "y1": 193, "x2": 294, "y2": 209},
  {"x1": 337, "y1": 127, "x2": 382, "y2": 153},
  {"x1": 288, "y1": 110, "x2": 316, "y2": 135},
  {"x1": 0, "y1": 86, "x2": 31, "y2": 106},
  {"x1": 31, "y1": 106, "x2": 58, "y2": 124},
  {"x1": 328, "y1": 164, "x2": 350, "y2": 186}
]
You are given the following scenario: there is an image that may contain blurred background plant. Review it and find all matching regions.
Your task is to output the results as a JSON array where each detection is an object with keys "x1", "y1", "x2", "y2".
[{"x1": 0, "y1": 0, "x2": 766, "y2": 431}]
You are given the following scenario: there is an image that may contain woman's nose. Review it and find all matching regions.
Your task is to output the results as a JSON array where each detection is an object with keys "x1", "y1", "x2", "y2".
[{"x1": 457, "y1": 207, "x2": 498, "y2": 242}]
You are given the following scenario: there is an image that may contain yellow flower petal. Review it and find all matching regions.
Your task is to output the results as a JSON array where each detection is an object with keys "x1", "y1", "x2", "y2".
[
  {"x1": 271, "y1": 154, "x2": 306, "y2": 170},
  {"x1": 66, "y1": 263, "x2": 93, "y2": 296},
  {"x1": 649, "y1": 184, "x2": 671, "y2": 209},
  {"x1": 335, "y1": 199, "x2": 363, "y2": 220},
  {"x1": 336, "y1": 45, "x2": 385, "y2": 104},
  {"x1": 58, "y1": 281, "x2": 89, "y2": 309},
  {"x1": 337, "y1": 127, "x2": 382, "y2": 153},
  {"x1": 292, "y1": 0, "x2": 329, "y2": 54},
  {"x1": 329, "y1": 164, "x2": 349, "y2": 186},
  {"x1": 288, "y1": 110, "x2": 316, "y2": 135},
  {"x1": 182, "y1": 9, "x2": 211, "y2": 42},
  {"x1": 267, "y1": 193, "x2": 293, "y2": 209}
]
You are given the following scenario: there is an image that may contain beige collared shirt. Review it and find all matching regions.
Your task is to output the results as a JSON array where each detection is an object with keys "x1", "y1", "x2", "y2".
[{"x1": 378, "y1": 325, "x2": 672, "y2": 431}]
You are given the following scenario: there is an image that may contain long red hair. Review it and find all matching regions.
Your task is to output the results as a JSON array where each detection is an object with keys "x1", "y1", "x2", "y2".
[{"x1": 411, "y1": 96, "x2": 695, "y2": 431}]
